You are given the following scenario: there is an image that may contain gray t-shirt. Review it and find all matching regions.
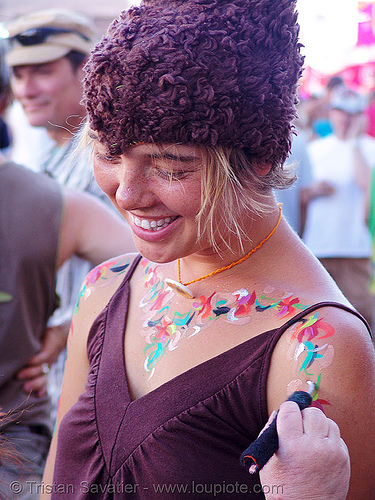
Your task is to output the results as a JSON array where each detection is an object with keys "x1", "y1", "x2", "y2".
[{"x1": 0, "y1": 162, "x2": 62, "y2": 433}]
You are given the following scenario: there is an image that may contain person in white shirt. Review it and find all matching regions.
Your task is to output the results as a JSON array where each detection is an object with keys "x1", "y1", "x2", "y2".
[{"x1": 303, "y1": 85, "x2": 375, "y2": 326}]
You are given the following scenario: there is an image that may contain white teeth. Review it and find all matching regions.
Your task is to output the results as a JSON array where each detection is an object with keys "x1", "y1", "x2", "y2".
[{"x1": 132, "y1": 216, "x2": 177, "y2": 231}]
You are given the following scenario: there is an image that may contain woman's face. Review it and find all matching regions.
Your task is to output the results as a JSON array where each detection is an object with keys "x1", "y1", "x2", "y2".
[{"x1": 91, "y1": 135, "x2": 215, "y2": 263}]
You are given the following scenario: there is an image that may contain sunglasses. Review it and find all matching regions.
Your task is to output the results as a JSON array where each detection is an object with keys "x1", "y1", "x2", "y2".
[{"x1": 10, "y1": 27, "x2": 90, "y2": 46}]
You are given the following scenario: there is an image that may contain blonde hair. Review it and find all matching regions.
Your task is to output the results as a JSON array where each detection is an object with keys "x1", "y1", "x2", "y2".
[{"x1": 197, "y1": 145, "x2": 294, "y2": 254}]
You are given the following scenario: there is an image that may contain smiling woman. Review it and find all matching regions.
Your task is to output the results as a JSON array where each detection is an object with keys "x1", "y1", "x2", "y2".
[{"x1": 41, "y1": 1, "x2": 375, "y2": 499}]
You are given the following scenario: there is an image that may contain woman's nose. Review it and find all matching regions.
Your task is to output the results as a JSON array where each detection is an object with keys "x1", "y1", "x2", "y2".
[{"x1": 115, "y1": 168, "x2": 156, "y2": 210}]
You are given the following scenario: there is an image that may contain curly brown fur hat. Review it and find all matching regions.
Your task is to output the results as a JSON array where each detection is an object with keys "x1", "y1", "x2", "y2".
[{"x1": 83, "y1": 0, "x2": 304, "y2": 168}]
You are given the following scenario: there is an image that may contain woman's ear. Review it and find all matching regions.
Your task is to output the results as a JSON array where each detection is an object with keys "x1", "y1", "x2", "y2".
[{"x1": 254, "y1": 162, "x2": 272, "y2": 176}]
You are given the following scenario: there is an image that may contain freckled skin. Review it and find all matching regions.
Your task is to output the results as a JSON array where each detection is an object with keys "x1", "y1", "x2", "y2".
[{"x1": 92, "y1": 142, "x2": 203, "y2": 260}]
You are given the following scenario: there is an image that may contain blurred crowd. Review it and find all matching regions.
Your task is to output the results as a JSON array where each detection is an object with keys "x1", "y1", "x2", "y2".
[{"x1": 277, "y1": 75, "x2": 375, "y2": 331}]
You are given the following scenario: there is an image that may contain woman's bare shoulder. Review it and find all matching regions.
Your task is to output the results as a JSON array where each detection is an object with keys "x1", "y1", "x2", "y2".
[
  {"x1": 277, "y1": 236, "x2": 351, "y2": 304},
  {"x1": 73, "y1": 252, "x2": 140, "y2": 320},
  {"x1": 266, "y1": 235, "x2": 374, "y2": 417}
]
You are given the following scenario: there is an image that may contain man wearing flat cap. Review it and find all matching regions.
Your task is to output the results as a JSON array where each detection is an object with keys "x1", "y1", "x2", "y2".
[
  {"x1": 6, "y1": 9, "x2": 95, "y2": 149},
  {"x1": 303, "y1": 85, "x2": 375, "y2": 327}
]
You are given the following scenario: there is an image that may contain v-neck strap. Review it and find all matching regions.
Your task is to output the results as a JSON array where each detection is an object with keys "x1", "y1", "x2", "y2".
[
  {"x1": 88, "y1": 254, "x2": 143, "y2": 469},
  {"x1": 260, "y1": 300, "x2": 372, "y2": 384},
  {"x1": 118, "y1": 253, "x2": 142, "y2": 290}
]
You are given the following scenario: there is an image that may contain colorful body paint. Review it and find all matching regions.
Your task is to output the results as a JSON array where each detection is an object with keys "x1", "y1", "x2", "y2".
[
  {"x1": 139, "y1": 261, "x2": 336, "y2": 392},
  {"x1": 0, "y1": 291, "x2": 12, "y2": 303},
  {"x1": 74, "y1": 257, "x2": 130, "y2": 315},
  {"x1": 287, "y1": 311, "x2": 335, "y2": 409}
]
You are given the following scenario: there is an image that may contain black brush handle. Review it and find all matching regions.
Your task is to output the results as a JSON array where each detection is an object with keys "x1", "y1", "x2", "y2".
[{"x1": 240, "y1": 390, "x2": 313, "y2": 473}]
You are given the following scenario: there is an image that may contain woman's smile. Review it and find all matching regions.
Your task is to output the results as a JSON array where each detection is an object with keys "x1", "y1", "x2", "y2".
[
  {"x1": 129, "y1": 214, "x2": 182, "y2": 244},
  {"x1": 131, "y1": 215, "x2": 179, "y2": 232}
]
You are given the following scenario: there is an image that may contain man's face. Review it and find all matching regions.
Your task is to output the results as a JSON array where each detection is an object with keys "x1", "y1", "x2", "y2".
[
  {"x1": 329, "y1": 108, "x2": 362, "y2": 140},
  {"x1": 11, "y1": 57, "x2": 85, "y2": 132}
]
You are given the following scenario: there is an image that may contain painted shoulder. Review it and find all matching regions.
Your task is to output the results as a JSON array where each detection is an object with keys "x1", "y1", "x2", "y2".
[
  {"x1": 85, "y1": 252, "x2": 138, "y2": 286},
  {"x1": 268, "y1": 301, "x2": 374, "y2": 412},
  {"x1": 73, "y1": 252, "x2": 139, "y2": 317}
]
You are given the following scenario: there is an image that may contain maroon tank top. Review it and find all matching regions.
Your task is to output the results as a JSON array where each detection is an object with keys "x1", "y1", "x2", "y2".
[{"x1": 53, "y1": 255, "x2": 370, "y2": 499}]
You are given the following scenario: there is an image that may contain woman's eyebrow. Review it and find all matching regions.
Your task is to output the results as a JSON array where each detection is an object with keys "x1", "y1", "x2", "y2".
[{"x1": 148, "y1": 152, "x2": 199, "y2": 162}]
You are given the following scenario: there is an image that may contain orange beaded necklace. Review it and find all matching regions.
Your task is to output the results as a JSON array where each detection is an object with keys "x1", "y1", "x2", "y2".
[{"x1": 165, "y1": 204, "x2": 282, "y2": 298}]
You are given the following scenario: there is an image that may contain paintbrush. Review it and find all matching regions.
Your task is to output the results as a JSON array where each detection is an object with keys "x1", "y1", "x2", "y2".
[{"x1": 240, "y1": 381, "x2": 316, "y2": 474}]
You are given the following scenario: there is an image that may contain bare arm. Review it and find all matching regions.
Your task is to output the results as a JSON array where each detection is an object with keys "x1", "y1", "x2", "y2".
[
  {"x1": 16, "y1": 189, "x2": 136, "y2": 393},
  {"x1": 56, "y1": 188, "x2": 135, "y2": 269},
  {"x1": 352, "y1": 144, "x2": 372, "y2": 194},
  {"x1": 41, "y1": 320, "x2": 90, "y2": 496},
  {"x1": 300, "y1": 180, "x2": 335, "y2": 207},
  {"x1": 267, "y1": 307, "x2": 375, "y2": 499},
  {"x1": 16, "y1": 321, "x2": 71, "y2": 397},
  {"x1": 347, "y1": 115, "x2": 372, "y2": 214},
  {"x1": 41, "y1": 255, "x2": 132, "y2": 496},
  {"x1": 352, "y1": 143, "x2": 372, "y2": 222}
]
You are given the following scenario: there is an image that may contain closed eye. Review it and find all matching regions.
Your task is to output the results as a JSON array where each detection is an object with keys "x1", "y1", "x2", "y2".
[
  {"x1": 94, "y1": 151, "x2": 122, "y2": 165},
  {"x1": 155, "y1": 169, "x2": 189, "y2": 181}
]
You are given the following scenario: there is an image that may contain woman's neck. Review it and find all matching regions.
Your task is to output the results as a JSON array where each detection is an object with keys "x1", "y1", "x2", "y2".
[{"x1": 178, "y1": 202, "x2": 282, "y2": 285}]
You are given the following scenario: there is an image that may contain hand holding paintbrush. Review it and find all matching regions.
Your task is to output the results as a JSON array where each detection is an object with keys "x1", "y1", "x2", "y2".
[
  {"x1": 241, "y1": 381, "x2": 316, "y2": 474},
  {"x1": 240, "y1": 382, "x2": 350, "y2": 500}
]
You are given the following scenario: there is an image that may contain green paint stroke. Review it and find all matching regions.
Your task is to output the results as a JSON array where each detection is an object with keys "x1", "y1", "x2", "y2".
[{"x1": 0, "y1": 291, "x2": 12, "y2": 303}]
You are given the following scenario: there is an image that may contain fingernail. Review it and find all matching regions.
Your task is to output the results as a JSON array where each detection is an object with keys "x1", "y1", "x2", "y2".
[{"x1": 268, "y1": 410, "x2": 277, "y2": 421}]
